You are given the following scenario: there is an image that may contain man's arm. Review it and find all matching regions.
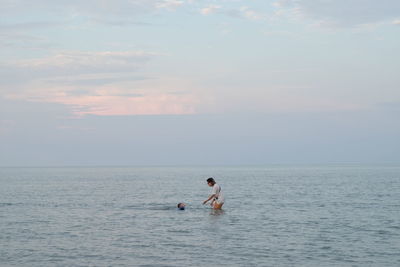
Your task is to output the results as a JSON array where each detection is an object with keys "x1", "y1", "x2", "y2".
[{"x1": 203, "y1": 194, "x2": 216, "y2": 205}]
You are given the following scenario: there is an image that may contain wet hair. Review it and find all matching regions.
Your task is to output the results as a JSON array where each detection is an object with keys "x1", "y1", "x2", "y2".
[
  {"x1": 177, "y1": 203, "x2": 185, "y2": 210},
  {"x1": 207, "y1": 177, "x2": 215, "y2": 184}
]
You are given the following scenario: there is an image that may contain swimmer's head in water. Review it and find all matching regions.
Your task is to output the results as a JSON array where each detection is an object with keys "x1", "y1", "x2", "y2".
[{"x1": 177, "y1": 203, "x2": 185, "y2": 210}]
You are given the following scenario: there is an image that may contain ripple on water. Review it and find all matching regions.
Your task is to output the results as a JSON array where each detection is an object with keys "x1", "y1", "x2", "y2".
[{"x1": 1, "y1": 166, "x2": 400, "y2": 266}]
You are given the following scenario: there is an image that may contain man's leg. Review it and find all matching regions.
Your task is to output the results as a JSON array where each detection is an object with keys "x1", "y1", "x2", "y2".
[{"x1": 213, "y1": 202, "x2": 224, "y2": 209}]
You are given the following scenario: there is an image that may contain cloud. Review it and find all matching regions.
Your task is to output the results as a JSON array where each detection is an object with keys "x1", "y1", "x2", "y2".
[
  {"x1": 200, "y1": 5, "x2": 221, "y2": 15},
  {"x1": 48, "y1": 93, "x2": 198, "y2": 116},
  {"x1": 273, "y1": 0, "x2": 400, "y2": 27},
  {"x1": 0, "y1": 32, "x2": 55, "y2": 50},
  {"x1": 393, "y1": 19, "x2": 400, "y2": 25},
  {"x1": 156, "y1": 0, "x2": 185, "y2": 10},
  {"x1": 88, "y1": 18, "x2": 153, "y2": 27},
  {"x1": 26, "y1": 51, "x2": 152, "y2": 73},
  {"x1": 227, "y1": 6, "x2": 268, "y2": 21},
  {"x1": 0, "y1": 51, "x2": 154, "y2": 86},
  {"x1": 0, "y1": 50, "x2": 204, "y2": 116},
  {"x1": 198, "y1": 4, "x2": 267, "y2": 21},
  {"x1": 0, "y1": 21, "x2": 62, "y2": 31},
  {"x1": 0, "y1": 0, "x2": 185, "y2": 17},
  {"x1": 239, "y1": 6, "x2": 265, "y2": 21},
  {"x1": 0, "y1": 0, "x2": 187, "y2": 29},
  {"x1": 0, "y1": 21, "x2": 61, "y2": 50},
  {"x1": 47, "y1": 75, "x2": 148, "y2": 87}
]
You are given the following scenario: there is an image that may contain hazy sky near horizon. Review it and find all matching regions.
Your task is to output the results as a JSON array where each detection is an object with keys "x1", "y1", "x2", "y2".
[{"x1": 1, "y1": 0, "x2": 400, "y2": 166}]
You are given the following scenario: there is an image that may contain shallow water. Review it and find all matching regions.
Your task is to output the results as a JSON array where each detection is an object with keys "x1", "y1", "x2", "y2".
[{"x1": 1, "y1": 166, "x2": 400, "y2": 266}]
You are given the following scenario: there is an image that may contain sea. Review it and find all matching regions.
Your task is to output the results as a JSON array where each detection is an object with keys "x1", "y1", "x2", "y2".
[{"x1": 0, "y1": 165, "x2": 399, "y2": 267}]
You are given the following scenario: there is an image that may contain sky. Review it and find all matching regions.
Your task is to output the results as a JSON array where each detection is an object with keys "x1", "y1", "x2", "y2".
[{"x1": 1, "y1": 0, "x2": 400, "y2": 166}]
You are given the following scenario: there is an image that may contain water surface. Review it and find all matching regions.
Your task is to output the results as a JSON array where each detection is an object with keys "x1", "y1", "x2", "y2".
[{"x1": 1, "y1": 166, "x2": 400, "y2": 266}]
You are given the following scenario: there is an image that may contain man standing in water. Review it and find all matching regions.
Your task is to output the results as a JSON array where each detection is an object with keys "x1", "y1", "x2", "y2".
[{"x1": 203, "y1": 177, "x2": 224, "y2": 209}]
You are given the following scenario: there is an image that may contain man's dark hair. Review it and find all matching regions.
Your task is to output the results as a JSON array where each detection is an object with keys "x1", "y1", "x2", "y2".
[{"x1": 207, "y1": 177, "x2": 215, "y2": 184}]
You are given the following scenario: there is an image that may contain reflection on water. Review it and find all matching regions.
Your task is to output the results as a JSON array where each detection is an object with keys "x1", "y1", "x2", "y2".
[{"x1": 209, "y1": 209, "x2": 225, "y2": 216}]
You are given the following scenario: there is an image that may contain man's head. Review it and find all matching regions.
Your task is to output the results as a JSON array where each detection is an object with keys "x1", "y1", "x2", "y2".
[
  {"x1": 206, "y1": 177, "x2": 215, "y2": 187},
  {"x1": 177, "y1": 203, "x2": 185, "y2": 210}
]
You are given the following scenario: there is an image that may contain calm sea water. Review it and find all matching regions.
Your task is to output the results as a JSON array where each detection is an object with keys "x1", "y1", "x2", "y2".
[{"x1": 0, "y1": 166, "x2": 399, "y2": 266}]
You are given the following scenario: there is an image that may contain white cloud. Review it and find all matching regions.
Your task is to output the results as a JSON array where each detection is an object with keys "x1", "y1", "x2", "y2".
[
  {"x1": 1, "y1": 51, "x2": 154, "y2": 81},
  {"x1": 199, "y1": 4, "x2": 266, "y2": 21},
  {"x1": 393, "y1": 19, "x2": 400, "y2": 25},
  {"x1": 0, "y1": 50, "x2": 204, "y2": 116},
  {"x1": 274, "y1": 0, "x2": 400, "y2": 27},
  {"x1": 0, "y1": 0, "x2": 190, "y2": 31},
  {"x1": 0, "y1": 0, "x2": 185, "y2": 19},
  {"x1": 200, "y1": 5, "x2": 221, "y2": 15},
  {"x1": 0, "y1": 21, "x2": 61, "y2": 31},
  {"x1": 0, "y1": 50, "x2": 155, "y2": 100},
  {"x1": 156, "y1": 0, "x2": 185, "y2": 11},
  {"x1": 0, "y1": 32, "x2": 55, "y2": 50},
  {"x1": 239, "y1": 6, "x2": 265, "y2": 21}
]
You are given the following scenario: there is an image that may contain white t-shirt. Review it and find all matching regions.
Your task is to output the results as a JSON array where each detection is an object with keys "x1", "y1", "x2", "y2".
[{"x1": 211, "y1": 183, "x2": 224, "y2": 203}]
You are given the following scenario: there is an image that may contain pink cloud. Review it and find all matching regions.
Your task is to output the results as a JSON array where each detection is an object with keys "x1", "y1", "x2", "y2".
[
  {"x1": 1, "y1": 50, "x2": 203, "y2": 116},
  {"x1": 45, "y1": 93, "x2": 198, "y2": 116},
  {"x1": 200, "y1": 5, "x2": 221, "y2": 15}
]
